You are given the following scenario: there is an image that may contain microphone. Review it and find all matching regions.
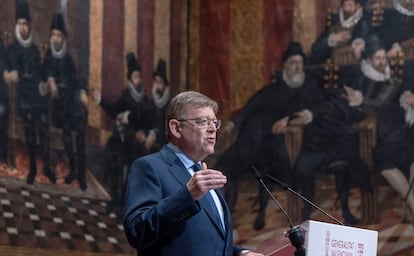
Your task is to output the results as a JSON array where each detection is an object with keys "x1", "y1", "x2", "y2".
[
  {"x1": 251, "y1": 166, "x2": 305, "y2": 255},
  {"x1": 265, "y1": 174, "x2": 344, "y2": 226}
]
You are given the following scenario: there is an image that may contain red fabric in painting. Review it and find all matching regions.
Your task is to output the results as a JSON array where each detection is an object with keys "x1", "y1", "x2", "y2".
[
  {"x1": 199, "y1": 0, "x2": 231, "y2": 114},
  {"x1": 263, "y1": 0, "x2": 294, "y2": 82},
  {"x1": 138, "y1": 0, "x2": 155, "y2": 94},
  {"x1": 102, "y1": 0, "x2": 124, "y2": 102}
]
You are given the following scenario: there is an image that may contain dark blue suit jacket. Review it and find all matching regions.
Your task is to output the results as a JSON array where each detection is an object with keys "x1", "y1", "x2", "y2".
[{"x1": 124, "y1": 145, "x2": 242, "y2": 256}]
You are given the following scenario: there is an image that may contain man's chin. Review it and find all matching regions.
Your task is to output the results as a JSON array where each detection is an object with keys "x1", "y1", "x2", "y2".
[{"x1": 203, "y1": 147, "x2": 215, "y2": 156}]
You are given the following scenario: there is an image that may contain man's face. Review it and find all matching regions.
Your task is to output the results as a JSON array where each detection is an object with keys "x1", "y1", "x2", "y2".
[
  {"x1": 368, "y1": 49, "x2": 387, "y2": 74},
  {"x1": 342, "y1": 0, "x2": 360, "y2": 19},
  {"x1": 177, "y1": 106, "x2": 217, "y2": 161},
  {"x1": 51, "y1": 29, "x2": 64, "y2": 50},
  {"x1": 401, "y1": 0, "x2": 414, "y2": 11},
  {"x1": 284, "y1": 55, "x2": 304, "y2": 80},
  {"x1": 153, "y1": 75, "x2": 166, "y2": 94},
  {"x1": 130, "y1": 70, "x2": 141, "y2": 88},
  {"x1": 17, "y1": 18, "x2": 30, "y2": 39}
]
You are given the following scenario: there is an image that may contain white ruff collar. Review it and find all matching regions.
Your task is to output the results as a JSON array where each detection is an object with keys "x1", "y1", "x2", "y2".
[
  {"x1": 152, "y1": 85, "x2": 170, "y2": 109},
  {"x1": 127, "y1": 81, "x2": 144, "y2": 103},
  {"x1": 51, "y1": 38, "x2": 67, "y2": 59},
  {"x1": 282, "y1": 70, "x2": 305, "y2": 88},
  {"x1": 339, "y1": 7, "x2": 363, "y2": 28},
  {"x1": 394, "y1": 0, "x2": 414, "y2": 16},
  {"x1": 361, "y1": 60, "x2": 390, "y2": 82},
  {"x1": 15, "y1": 24, "x2": 32, "y2": 48}
]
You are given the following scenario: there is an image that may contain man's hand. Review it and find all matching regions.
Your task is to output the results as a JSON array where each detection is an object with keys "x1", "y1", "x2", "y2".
[
  {"x1": 48, "y1": 78, "x2": 58, "y2": 98},
  {"x1": 135, "y1": 129, "x2": 146, "y2": 143},
  {"x1": 387, "y1": 46, "x2": 400, "y2": 59},
  {"x1": 80, "y1": 90, "x2": 88, "y2": 107},
  {"x1": 3, "y1": 71, "x2": 11, "y2": 84},
  {"x1": 331, "y1": 30, "x2": 351, "y2": 44},
  {"x1": 405, "y1": 92, "x2": 414, "y2": 106},
  {"x1": 272, "y1": 116, "x2": 289, "y2": 134},
  {"x1": 353, "y1": 42, "x2": 364, "y2": 60},
  {"x1": 117, "y1": 111, "x2": 129, "y2": 125},
  {"x1": 343, "y1": 85, "x2": 356, "y2": 102},
  {"x1": 186, "y1": 162, "x2": 227, "y2": 201},
  {"x1": 9, "y1": 70, "x2": 18, "y2": 83},
  {"x1": 38, "y1": 82, "x2": 49, "y2": 96},
  {"x1": 90, "y1": 88, "x2": 101, "y2": 104},
  {"x1": 144, "y1": 129, "x2": 156, "y2": 150},
  {"x1": 289, "y1": 112, "x2": 307, "y2": 126}
]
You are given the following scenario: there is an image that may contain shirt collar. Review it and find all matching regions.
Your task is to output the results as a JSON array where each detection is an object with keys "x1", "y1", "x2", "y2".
[
  {"x1": 361, "y1": 59, "x2": 390, "y2": 82},
  {"x1": 167, "y1": 143, "x2": 199, "y2": 171},
  {"x1": 339, "y1": 6, "x2": 363, "y2": 28},
  {"x1": 395, "y1": 0, "x2": 414, "y2": 16}
]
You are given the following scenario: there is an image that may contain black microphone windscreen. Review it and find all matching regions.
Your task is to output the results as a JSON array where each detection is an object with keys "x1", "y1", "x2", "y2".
[
  {"x1": 250, "y1": 166, "x2": 263, "y2": 180},
  {"x1": 265, "y1": 174, "x2": 289, "y2": 190}
]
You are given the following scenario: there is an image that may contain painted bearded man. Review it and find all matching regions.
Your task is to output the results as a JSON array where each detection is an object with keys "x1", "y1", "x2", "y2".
[
  {"x1": 7, "y1": 0, "x2": 56, "y2": 184},
  {"x1": 376, "y1": 0, "x2": 414, "y2": 58},
  {"x1": 348, "y1": 35, "x2": 414, "y2": 221},
  {"x1": 311, "y1": 0, "x2": 371, "y2": 64},
  {"x1": 93, "y1": 53, "x2": 156, "y2": 214},
  {"x1": 43, "y1": 11, "x2": 89, "y2": 190},
  {"x1": 151, "y1": 58, "x2": 170, "y2": 150},
  {"x1": 215, "y1": 42, "x2": 326, "y2": 230}
]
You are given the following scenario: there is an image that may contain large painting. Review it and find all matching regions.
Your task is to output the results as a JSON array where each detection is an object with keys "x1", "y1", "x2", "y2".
[{"x1": 1, "y1": 1, "x2": 414, "y2": 253}]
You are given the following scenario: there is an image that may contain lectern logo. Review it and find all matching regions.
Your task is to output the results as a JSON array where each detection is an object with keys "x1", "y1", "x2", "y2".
[
  {"x1": 325, "y1": 230, "x2": 330, "y2": 256},
  {"x1": 357, "y1": 242, "x2": 365, "y2": 255}
]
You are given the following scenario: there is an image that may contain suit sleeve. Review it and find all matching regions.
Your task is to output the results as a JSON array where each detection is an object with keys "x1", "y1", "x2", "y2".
[{"x1": 124, "y1": 157, "x2": 201, "y2": 250}]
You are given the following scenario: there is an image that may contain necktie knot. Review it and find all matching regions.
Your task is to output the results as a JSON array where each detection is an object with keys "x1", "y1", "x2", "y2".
[{"x1": 193, "y1": 163, "x2": 202, "y2": 172}]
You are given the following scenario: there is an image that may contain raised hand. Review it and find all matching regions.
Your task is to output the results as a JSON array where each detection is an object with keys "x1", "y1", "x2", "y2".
[{"x1": 186, "y1": 162, "x2": 227, "y2": 201}]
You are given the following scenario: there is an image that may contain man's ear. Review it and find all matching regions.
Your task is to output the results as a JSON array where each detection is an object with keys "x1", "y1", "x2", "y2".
[{"x1": 169, "y1": 119, "x2": 181, "y2": 138}]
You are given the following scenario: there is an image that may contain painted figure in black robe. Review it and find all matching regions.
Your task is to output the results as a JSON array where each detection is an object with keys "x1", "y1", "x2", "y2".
[
  {"x1": 374, "y1": 0, "x2": 414, "y2": 83},
  {"x1": 7, "y1": 0, "x2": 56, "y2": 184},
  {"x1": 310, "y1": 0, "x2": 371, "y2": 65},
  {"x1": 92, "y1": 53, "x2": 155, "y2": 214},
  {"x1": 375, "y1": 0, "x2": 414, "y2": 57},
  {"x1": 215, "y1": 42, "x2": 326, "y2": 230},
  {"x1": 348, "y1": 35, "x2": 414, "y2": 220},
  {"x1": 294, "y1": 83, "x2": 371, "y2": 225},
  {"x1": 0, "y1": 38, "x2": 9, "y2": 164},
  {"x1": 43, "y1": 12, "x2": 88, "y2": 190},
  {"x1": 151, "y1": 58, "x2": 170, "y2": 151}
]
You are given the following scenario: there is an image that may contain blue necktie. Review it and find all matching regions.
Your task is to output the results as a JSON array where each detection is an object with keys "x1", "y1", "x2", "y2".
[{"x1": 193, "y1": 163, "x2": 225, "y2": 232}]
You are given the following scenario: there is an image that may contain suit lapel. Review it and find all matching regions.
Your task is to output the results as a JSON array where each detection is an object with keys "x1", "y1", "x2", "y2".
[
  {"x1": 161, "y1": 146, "x2": 191, "y2": 186},
  {"x1": 203, "y1": 189, "x2": 228, "y2": 237},
  {"x1": 160, "y1": 146, "x2": 227, "y2": 237}
]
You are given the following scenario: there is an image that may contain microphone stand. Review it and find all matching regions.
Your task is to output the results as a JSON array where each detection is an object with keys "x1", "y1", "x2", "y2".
[
  {"x1": 251, "y1": 166, "x2": 305, "y2": 256},
  {"x1": 265, "y1": 174, "x2": 344, "y2": 226}
]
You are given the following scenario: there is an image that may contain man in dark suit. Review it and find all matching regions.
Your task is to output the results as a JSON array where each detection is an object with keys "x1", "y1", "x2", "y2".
[
  {"x1": 347, "y1": 35, "x2": 414, "y2": 221},
  {"x1": 92, "y1": 52, "x2": 155, "y2": 213},
  {"x1": 310, "y1": 0, "x2": 371, "y2": 64},
  {"x1": 375, "y1": 0, "x2": 414, "y2": 57},
  {"x1": 7, "y1": 0, "x2": 55, "y2": 184},
  {"x1": 43, "y1": 11, "x2": 88, "y2": 190},
  {"x1": 124, "y1": 91, "x2": 263, "y2": 256},
  {"x1": 151, "y1": 58, "x2": 170, "y2": 149}
]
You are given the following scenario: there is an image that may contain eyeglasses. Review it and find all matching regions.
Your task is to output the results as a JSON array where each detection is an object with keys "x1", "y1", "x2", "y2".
[{"x1": 177, "y1": 117, "x2": 221, "y2": 129}]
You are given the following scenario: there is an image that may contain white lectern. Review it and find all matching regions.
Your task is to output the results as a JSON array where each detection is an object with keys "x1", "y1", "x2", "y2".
[
  {"x1": 254, "y1": 220, "x2": 378, "y2": 256},
  {"x1": 301, "y1": 220, "x2": 378, "y2": 256}
]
